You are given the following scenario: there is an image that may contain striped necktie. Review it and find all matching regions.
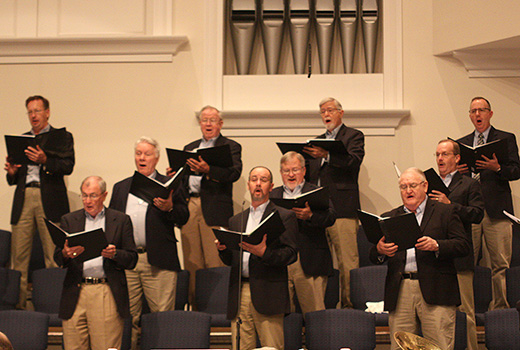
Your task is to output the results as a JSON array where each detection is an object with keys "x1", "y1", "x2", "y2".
[{"x1": 473, "y1": 133, "x2": 485, "y2": 181}]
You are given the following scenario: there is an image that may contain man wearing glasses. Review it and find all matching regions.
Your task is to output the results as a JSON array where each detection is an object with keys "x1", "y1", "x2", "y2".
[
  {"x1": 430, "y1": 139, "x2": 484, "y2": 350},
  {"x1": 4, "y1": 95, "x2": 74, "y2": 309},
  {"x1": 370, "y1": 167, "x2": 470, "y2": 350},
  {"x1": 457, "y1": 96, "x2": 520, "y2": 310},
  {"x1": 303, "y1": 97, "x2": 365, "y2": 308},
  {"x1": 270, "y1": 151, "x2": 336, "y2": 315},
  {"x1": 168, "y1": 105, "x2": 242, "y2": 306},
  {"x1": 55, "y1": 176, "x2": 137, "y2": 350}
]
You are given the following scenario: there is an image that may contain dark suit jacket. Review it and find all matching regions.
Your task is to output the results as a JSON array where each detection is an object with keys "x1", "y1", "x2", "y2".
[
  {"x1": 457, "y1": 126, "x2": 520, "y2": 219},
  {"x1": 183, "y1": 134, "x2": 242, "y2": 226},
  {"x1": 307, "y1": 124, "x2": 365, "y2": 218},
  {"x1": 54, "y1": 208, "x2": 137, "y2": 320},
  {"x1": 270, "y1": 182, "x2": 335, "y2": 277},
  {"x1": 7, "y1": 126, "x2": 74, "y2": 224},
  {"x1": 445, "y1": 171, "x2": 484, "y2": 271},
  {"x1": 219, "y1": 201, "x2": 298, "y2": 319},
  {"x1": 369, "y1": 199, "x2": 470, "y2": 312},
  {"x1": 109, "y1": 172, "x2": 189, "y2": 271}
]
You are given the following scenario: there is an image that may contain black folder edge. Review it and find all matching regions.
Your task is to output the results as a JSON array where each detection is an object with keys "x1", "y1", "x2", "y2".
[
  {"x1": 212, "y1": 210, "x2": 285, "y2": 251},
  {"x1": 423, "y1": 168, "x2": 450, "y2": 197},
  {"x1": 358, "y1": 209, "x2": 421, "y2": 251},
  {"x1": 166, "y1": 144, "x2": 233, "y2": 171},
  {"x1": 270, "y1": 187, "x2": 329, "y2": 211},
  {"x1": 44, "y1": 218, "x2": 108, "y2": 263},
  {"x1": 129, "y1": 167, "x2": 185, "y2": 205},
  {"x1": 5, "y1": 134, "x2": 37, "y2": 165}
]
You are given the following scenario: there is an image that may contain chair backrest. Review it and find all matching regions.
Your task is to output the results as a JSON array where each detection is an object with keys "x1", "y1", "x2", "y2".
[
  {"x1": 0, "y1": 230, "x2": 10, "y2": 267},
  {"x1": 507, "y1": 266, "x2": 520, "y2": 309},
  {"x1": 305, "y1": 309, "x2": 376, "y2": 350},
  {"x1": 195, "y1": 266, "x2": 231, "y2": 326},
  {"x1": 284, "y1": 312, "x2": 303, "y2": 350},
  {"x1": 485, "y1": 308, "x2": 520, "y2": 350},
  {"x1": 0, "y1": 268, "x2": 21, "y2": 310},
  {"x1": 0, "y1": 310, "x2": 49, "y2": 350},
  {"x1": 31, "y1": 267, "x2": 66, "y2": 326},
  {"x1": 474, "y1": 265, "x2": 492, "y2": 320},
  {"x1": 350, "y1": 265, "x2": 387, "y2": 310},
  {"x1": 140, "y1": 310, "x2": 211, "y2": 350},
  {"x1": 175, "y1": 269, "x2": 190, "y2": 310},
  {"x1": 454, "y1": 310, "x2": 467, "y2": 350}
]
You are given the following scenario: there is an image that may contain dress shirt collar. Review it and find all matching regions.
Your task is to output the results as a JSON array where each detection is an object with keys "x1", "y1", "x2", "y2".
[
  {"x1": 283, "y1": 181, "x2": 305, "y2": 198},
  {"x1": 441, "y1": 170, "x2": 457, "y2": 187},
  {"x1": 85, "y1": 206, "x2": 106, "y2": 221},
  {"x1": 30, "y1": 124, "x2": 51, "y2": 136},
  {"x1": 325, "y1": 124, "x2": 341, "y2": 139}
]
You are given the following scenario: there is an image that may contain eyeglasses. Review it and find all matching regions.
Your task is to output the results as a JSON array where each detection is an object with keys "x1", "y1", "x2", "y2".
[
  {"x1": 81, "y1": 193, "x2": 102, "y2": 200},
  {"x1": 435, "y1": 152, "x2": 455, "y2": 158},
  {"x1": 281, "y1": 167, "x2": 303, "y2": 175},
  {"x1": 320, "y1": 108, "x2": 340, "y2": 115},
  {"x1": 399, "y1": 181, "x2": 425, "y2": 191},
  {"x1": 26, "y1": 109, "x2": 46, "y2": 115},
  {"x1": 469, "y1": 108, "x2": 490, "y2": 115},
  {"x1": 200, "y1": 118, "x2": 220, "y2": 124}
]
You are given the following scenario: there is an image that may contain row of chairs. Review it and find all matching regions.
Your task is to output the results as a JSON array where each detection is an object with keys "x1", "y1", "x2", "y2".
[{"x1": 1, "y1": 307, "x2": 518, "y2": 350}]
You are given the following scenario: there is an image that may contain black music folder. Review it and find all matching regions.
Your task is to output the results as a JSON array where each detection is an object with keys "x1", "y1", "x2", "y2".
[
  {"x1": 44, "y1": 219, "x2": 108, "y2": 263},
  {"x1": 358, "y1": 210, "x2": 422, "y2": 251},
  {"x1": 166, "y1": 144, "x2": 233, "y2": 171},
  {"x1": 270, "y1": 186, "x2": 329, "y2": 211},
  {"x1": 212, "y1": 210, "x2": 285, "y2": 251},
  {"x1": 276, "y1": 142, "x2": 313, "y2": 160},
  {"x1": 276, "y1": 139, "x2": 347, "y2": 157},
  {"x1": 423, "y1": 168, "x2": 450, "y2": 197},
  {"x1": 450, "y1": 137, "x2": 508, "y2": 173},
  {"x1": 5, "y1": 135, "x2": 38, "y2": 165},
  {"x1": 129, "y1": 167, "x2": 184, "y2": 205}
]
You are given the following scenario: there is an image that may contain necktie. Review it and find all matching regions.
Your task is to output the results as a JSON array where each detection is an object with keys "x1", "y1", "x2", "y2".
[{"x1": 473, "y1": 133, "x2": 485, "y2": 181}]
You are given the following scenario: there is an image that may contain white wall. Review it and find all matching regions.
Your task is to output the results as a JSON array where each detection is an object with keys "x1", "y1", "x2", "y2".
[{"x1": 1, "y1": 0, "x2": 520, "y2": 237}]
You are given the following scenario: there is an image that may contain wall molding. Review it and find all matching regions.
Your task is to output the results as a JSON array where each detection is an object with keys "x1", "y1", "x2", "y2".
[
  {"x1": 0, "y1": 36, "x2": 188, "y2": 64},
  {"x1": 221, "y1": 109, "x2": 410, "y2": 137}
]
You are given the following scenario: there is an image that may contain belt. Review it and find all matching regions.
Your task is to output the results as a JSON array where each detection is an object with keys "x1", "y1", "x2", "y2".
[
  {"x1": 82, "y1": 277, "x2": 107, "y2": 284},
  {"x1": 402, "y1": 272, "x2": 419, "y2": 280},
  {"x1": 26, "y1": 181, "x2": 40, "y2": 188},
  {"x1": 190, "y1": 193, "x2": 201, "y2": 198},
  {"x1": 241, "y1": 277, "x2": 249, "y2": 282},
  {"x1": 137, "y1": 247, "x2": 146, "y2": 254}
]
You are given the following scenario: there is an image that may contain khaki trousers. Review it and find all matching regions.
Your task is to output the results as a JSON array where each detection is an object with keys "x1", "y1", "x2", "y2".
[
  {"x1": 472, "y1": 211, "x2": 512, "y2": 309},
  {"x1": 389, "y1": 279, "x2": 456, "y2": 350},
  {"x1": 126, "y1": 252, "x2": 177, "y2": 350},
  {"x1": 288, "y1": 254, "x2": 327, "y2": 315},
  {"x1": 326, "y1": 217, "x2": 358, "y2": 308},
  {"x1": 10, "y1": 187, "x2": 57, "y2": 308},
  {"x1": 181, "y1": 197, "x2": 223, "y2": 306},
  {"x1": 231, "y1": 283, "x2": 284, "y2": 350},
  {"x1": 62, "y1": 283, "x2": 124, "y2": 350},
  {"x1": 457, "y1": 270, "x2": 478, "y2": 350}
]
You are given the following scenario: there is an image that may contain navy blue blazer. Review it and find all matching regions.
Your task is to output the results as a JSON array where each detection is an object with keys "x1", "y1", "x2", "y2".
[
  {"x1": 307, "y1": 124, "x2": 365, "y2": 218},
  {"x1": 183, "y1": 134, "x2": 242, "y2": 226},
  {"x1": 54, "y1": 208, "x2": 137, "y2": 319},
  {"x1": 109, "y1": 172, "x2": 189, "y2": 271},
  {"x1": 457, "y1": 126, "x2": 520, "y2": 219}
]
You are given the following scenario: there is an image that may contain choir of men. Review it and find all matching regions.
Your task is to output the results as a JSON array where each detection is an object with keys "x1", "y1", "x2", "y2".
[{"x1": 4, "y1": 95, "x2": 520, "y2": 350}]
